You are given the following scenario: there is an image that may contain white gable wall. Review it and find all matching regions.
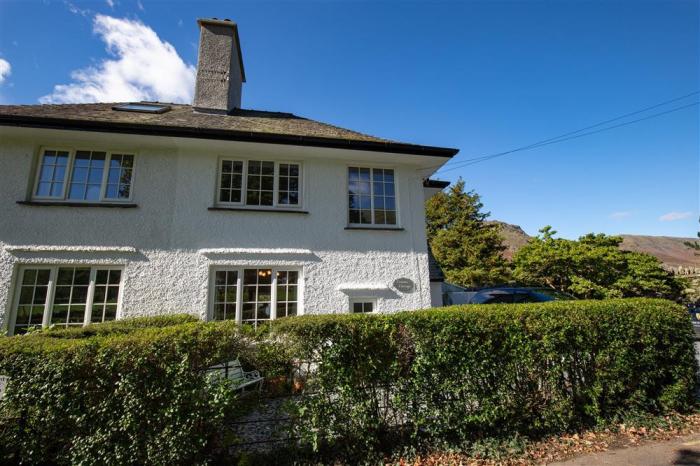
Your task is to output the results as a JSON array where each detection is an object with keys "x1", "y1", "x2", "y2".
[{"x1": 0, "y1": 127, "x2": 445, "y2": 330}]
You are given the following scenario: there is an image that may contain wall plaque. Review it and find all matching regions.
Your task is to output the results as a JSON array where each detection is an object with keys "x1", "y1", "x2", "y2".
[{"x1": 393, "y1": 278, "x2": 415, "y2": 293}]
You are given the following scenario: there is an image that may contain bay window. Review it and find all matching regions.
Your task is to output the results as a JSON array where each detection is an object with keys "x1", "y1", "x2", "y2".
[
  {"x1": 33, "y1": 148, "x2": 134, "y2": 203},
  {"x1": 210, "y1": 267, "x2": 301, "y2": 326},
  {"x1": 217, "y1": 159, "x2": 301, "y2": 208},
  {"x1": 10, "y1": 266, "x2": 123, "y2": 335}
]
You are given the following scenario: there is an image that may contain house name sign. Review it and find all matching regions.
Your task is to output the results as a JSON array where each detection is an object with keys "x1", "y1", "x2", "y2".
[{"x1": 393, "y1": 278, "x2": 415, "y2": 293}]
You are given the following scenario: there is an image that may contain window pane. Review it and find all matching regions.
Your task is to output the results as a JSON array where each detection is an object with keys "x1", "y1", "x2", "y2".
[
  {"x1": 278, "y1": 163, "x2": 300, "y2": 206},
  {"x1": 92, "y1": 269, "x2": 122, "y2": 323},
  {"x1": 51, "y1": 267, "x2": 91, "y2": 327},
  {"x1": 13, "y1": 268, "x2": 51, "y2": 334},
  {"x1": 218, "y1": 160, "x2": 243, "y2": 204},
  {"x1": 246, "y1": 160, "x2": 276, "y2": 207},
  {"x1": 212, "y1": 270, "x2": 238, "y2": 321},
  {"x1": 260, "y1": 191, "x2": 273, "y2": 206},
  {"x1": 35, "y1": 150, "x2": 69, "y2": 198},
  {"x1": 36, "y1": 183, "x2": 51, "y2": 197},
  {"x1": 242, "y1": 269, "x2": 273, "y2": 326},
  {"x1": 348, "y1": 167, "x2": 398, "y2": 225},
  {"x1": 69, "y1": 151, "x2": 108, "y2": 201},
  {"x1": 104, "y1": 154, "x2": 135, "y2": 200},
  {"x1": 22, "y1": 269, "x2": 37, "y2": 285},
  {"x1": 85, "y1": 185, "x2": 101, "y2": 200}
]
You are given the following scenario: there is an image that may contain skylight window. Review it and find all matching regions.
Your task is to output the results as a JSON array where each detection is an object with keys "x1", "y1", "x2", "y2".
[{"x1": 112, "y1": 103, "x2": 171, "y2": 114}]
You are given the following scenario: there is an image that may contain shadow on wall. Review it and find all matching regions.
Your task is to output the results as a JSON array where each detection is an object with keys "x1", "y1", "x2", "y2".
[{"x1": 4, "y1": 249, "x2": 150, "y2": 264}]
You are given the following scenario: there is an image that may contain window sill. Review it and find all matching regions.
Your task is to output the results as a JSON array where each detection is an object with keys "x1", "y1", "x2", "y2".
[
  {"x1": 17, "y1": 200, "x2": 138, "y2": 208},
  {"x1": 208, "y1": 206, "x2": 309, "y2": 214},
  {"x1": 345, "y1": 226, "x2": 405, "y2": 231}
]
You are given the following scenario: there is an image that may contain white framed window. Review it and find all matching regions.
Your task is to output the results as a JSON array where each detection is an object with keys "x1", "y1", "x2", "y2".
[
  {"x1": 216, "y1": 159, "x2": 302, "y2": 209},
  {"x1": 277, "y1": 163, "x2": 300, "y2": 206},
  {"x1": 8, "y1": 266, "x2": 124, "y2": 335},
  {"x1": 348, "y1": 167, "x2": 397, "y2": 226},
  {"x1": 218, "y1": 160, "x2": 244, "y2": 203},
  {"x1": 209, "y1": 267, "x2": 302, "y2": 326},
  {"x1": 33, "y1": 147, "x2": 135, "y2": 203},
  {"x1": 350, "y1": 298, "x2": 376, "y2": 313}
]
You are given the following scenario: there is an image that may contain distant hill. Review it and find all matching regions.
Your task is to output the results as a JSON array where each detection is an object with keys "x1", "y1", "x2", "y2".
[{"x1": 490, "y1": 221, "x2": 700, "y2": 268}]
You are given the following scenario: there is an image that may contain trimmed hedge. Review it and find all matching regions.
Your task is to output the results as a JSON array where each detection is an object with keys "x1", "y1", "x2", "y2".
[
  {"x1": 0, "y1": 320, "x2": 245, "y2": 465},
  {"x1": 273, "y1": 299, "x2": 698, "y2": 456},
  {"x1": 38, "y1": 313, "x2": 199, "y2": 339},
  {"x1": 1, "y1": 300, "x2": 696, "y2": 463}
]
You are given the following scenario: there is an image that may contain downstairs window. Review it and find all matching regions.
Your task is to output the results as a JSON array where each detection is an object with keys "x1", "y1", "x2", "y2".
[
  {"x1": 211, "y1": 268, "x2": 301, "y2": 326},
  {"x1": 11, "y1": 266, "x2": 123, "y2": 335}
]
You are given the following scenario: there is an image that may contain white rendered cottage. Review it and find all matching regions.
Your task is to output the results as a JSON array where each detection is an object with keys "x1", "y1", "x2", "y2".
[{"x1": 0, "y1": 19, "x2": 457, "y2": 335}]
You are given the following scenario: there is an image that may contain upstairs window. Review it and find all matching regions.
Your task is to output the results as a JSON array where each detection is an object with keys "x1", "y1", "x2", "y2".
[
  {"x1": 33, "y1": 148, "x2": 135, "y2": 202},
  {"x1": 348, "y1": 167, "x2": 397, "y2": 226},
  {"x1": 217, "y1": 159, "x2": 301, "y2": 208}
]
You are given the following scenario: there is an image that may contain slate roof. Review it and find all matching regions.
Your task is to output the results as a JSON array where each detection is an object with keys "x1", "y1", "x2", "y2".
[
  {"x1": 0, "y1": 103, "x2": 458, "y2": 158},
  {"x1": 428, "y1": 246, "x2": 445, "y2": 282}
]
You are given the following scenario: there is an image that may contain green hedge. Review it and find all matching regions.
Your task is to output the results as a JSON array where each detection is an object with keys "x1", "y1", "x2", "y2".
[
  {"x1": 273, "y1": 298, "x2": 698, "y2": 457},
  {"x1": 37, "y1": 313, "x2": 199, "y2": 339},
  {"x1": 0, "y1": 320, "x2": 245, "y2": 465}
]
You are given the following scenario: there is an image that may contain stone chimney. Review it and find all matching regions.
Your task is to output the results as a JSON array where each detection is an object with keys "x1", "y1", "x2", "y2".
[{"x1": 193, "y1": 18, "x2": 246, "y2": 114}]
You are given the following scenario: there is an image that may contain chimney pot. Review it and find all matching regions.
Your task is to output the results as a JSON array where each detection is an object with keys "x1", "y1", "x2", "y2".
[{"x1": 192, "y1": 18, "x2": 246, "y2": 114}]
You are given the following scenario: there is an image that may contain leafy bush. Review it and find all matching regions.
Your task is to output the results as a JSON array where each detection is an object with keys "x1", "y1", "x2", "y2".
[
  {"x1": 38, "y1": 313, "x2": 199, "y2": 339},
  {"x1": 273, "y1": 299, "x2": 697, "y2": 458},
  {"x1": 0, "y1": 319, "x2": 245, "y2": 465}
]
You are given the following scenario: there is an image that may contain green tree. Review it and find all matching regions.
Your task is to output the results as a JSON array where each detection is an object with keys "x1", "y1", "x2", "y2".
[
  {"x1": 513, "y1": 227, "x2": 686, "y2": 300},
  {"x1": 425, "y1": 179, "x2": 511, "y2": 287},
  {"x1": 684, "y1": 216, "x2": 699, "y2": 254}
]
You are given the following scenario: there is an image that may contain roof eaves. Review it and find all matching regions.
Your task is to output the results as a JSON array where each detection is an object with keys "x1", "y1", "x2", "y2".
[
  {"x1": 423, "y1": 179, "x2": 450, "y2": 189},
  {"x1": 0, "y1": 114, "x2": 459, "y2": 158}
]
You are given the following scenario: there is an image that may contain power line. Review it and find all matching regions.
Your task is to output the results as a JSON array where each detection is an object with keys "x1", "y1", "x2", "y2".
[
  {"x1": 435, "y1": 100, "x2": 699, "y2": 174},
  {"x1": 425, "y1": 90, "x2": 700, "y2": 175}
]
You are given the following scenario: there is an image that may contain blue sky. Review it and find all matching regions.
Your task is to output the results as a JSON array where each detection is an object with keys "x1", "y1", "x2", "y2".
[{"x1": 0, "y1": 0, "x2": 697, "y2": 239}]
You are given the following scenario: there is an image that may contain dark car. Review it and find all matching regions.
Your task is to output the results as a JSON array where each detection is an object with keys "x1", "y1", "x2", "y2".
[
  {"x1": 468, "y1": 287, "x2": 575, "y2": 304},
  {"x1": 688, "y1": 306, "x2": 700, "y2": 339}
]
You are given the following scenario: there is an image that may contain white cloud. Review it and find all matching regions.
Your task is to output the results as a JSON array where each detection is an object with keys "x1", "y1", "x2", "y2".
[
  {"x1": 609, "y1": 211, "x2": 632, "y2": 220},
  {"x1": 106, "y1": 0, "x2": 115, "y2": 7},
  {"x1": 0, "y1": 59, "x2": 11, "y2": 84},
  {"x1": 40, "y1": 15, "x2": 195, "y2": 104},
  {"x1": 659, "y1": 211, "x2": 693, "y2": 222},
  {"x1": 65, "y1": 0, "x2": 91, "y2": 17},
  {"x1": 136, "y1": 0, "x2": 144, "y2": 11}
]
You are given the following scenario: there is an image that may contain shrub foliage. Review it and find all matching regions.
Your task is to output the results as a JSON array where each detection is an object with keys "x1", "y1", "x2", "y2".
[
  {"x1": 273, "y1": 299, "x2": 697, "y2": 456},
  {"x1": 0, "y1": 318, "x2": 245, "y2": 465},
  {"x1": 0, "y1": 301, "x2": 696, "y2": 463}
]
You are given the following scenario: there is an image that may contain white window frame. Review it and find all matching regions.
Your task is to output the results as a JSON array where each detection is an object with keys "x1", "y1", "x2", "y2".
[
  {"x1": 349, "y1": 298, "x2": 377, "y2": 314},
  {"x1": 32, "y1": 146, "x2": 137, "y2": 204},
  {"x1": 208, "y1": 266, "x2": 304, "y2": 325},
  {"x1": 31, "y1": 147, "x2": 73, "y2": 201},
  {"x1": 7, "y1": 265, "x2": 125, "y2": 336},
  {"x1": 215, "y1": 158, "x2": 303, "y2": 210},
  {"x1": 346, "y1": 165, "x2": 400, "y2": 228}
]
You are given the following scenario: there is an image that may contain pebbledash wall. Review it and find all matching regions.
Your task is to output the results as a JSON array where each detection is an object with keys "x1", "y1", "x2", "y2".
[{"x1": 0, "y1": 127, "x2": 444, "y2": 330}]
